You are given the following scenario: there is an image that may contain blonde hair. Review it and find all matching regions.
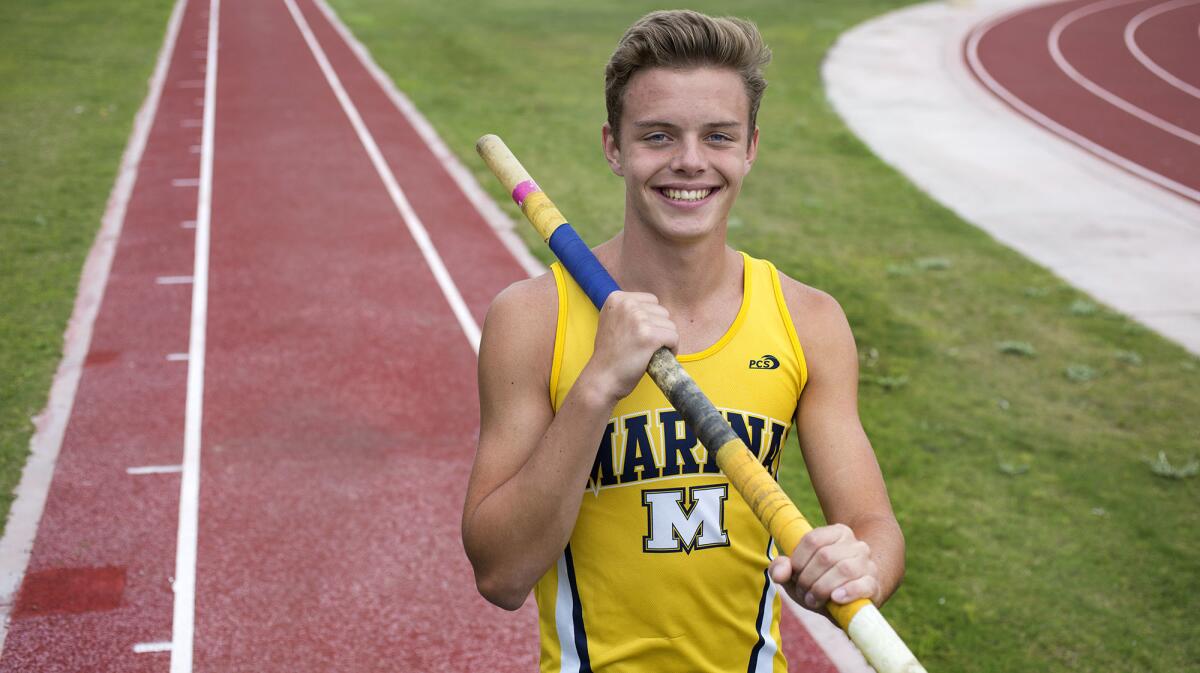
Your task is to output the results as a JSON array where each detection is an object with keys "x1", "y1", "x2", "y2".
[{"x1": 604, "y1": 9, "x2": 772, "y2": 143}]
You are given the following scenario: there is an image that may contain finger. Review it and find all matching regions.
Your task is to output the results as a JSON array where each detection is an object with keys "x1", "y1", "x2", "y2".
[
  {"x1": 768, "y1": 556, "x2": 793, "y2": 584},
  {"x1": 789, "y1": 523, "x2": 853, "y2": 571},
  {"x1": 806, "y1": 553, "x2": 873, "y2": 606},
  {"x1": 795, "y1": 539, "x2": 865, "y2": 596},
  {"x1": 830, "y1": 575, "x2": 879, "y2": 606}
]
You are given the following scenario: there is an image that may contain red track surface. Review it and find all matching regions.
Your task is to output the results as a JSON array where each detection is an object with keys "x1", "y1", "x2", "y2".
[
  {"x1": 0, "y1": 0, "x2": 838, "y2": 670},
  {"x1": 966, "y1": 0, "x2": 1200, "y2": 203}
]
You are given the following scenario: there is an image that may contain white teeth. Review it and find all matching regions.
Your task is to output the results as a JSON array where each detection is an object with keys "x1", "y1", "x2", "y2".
[{"x1": 662, "y1": 188, "x2": 712, "y2": 201}]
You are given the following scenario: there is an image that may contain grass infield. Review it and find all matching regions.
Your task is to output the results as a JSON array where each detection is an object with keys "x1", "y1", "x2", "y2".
[{"x1": 2, "y1": 0, "x2": 1197, "y2": 671}]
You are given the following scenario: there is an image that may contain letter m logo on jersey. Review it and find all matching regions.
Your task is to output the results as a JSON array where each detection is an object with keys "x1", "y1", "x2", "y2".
[{"x1": 641, "y1": 485, "x2": 730, "y2": 553}]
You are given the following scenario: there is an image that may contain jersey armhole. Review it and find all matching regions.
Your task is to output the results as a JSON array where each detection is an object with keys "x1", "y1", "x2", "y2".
[
  {"x1": 768, "y1": 262, "x2": 808, "y2": 393},
  {"x1": 549, "y1": 263, "x2": 569, "y2": 410}
]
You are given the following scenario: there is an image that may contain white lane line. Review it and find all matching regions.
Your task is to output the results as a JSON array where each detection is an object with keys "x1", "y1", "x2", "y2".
[
  {"x1": 283, "y1": 0, "x2": 481, "y2": 352},
  {"x1": 170, "y1": 0, "x2": 218, "y2": 669},
  {"x1": 310, "y1": 0, "x2": 545, "y2": 281},
  {"x1": 157, "y1": 275, "x2": 195, "y2": 285},
  {"x1": 1125, "y1": 0, "x2": 1200, "y2": 100},
  {"x1": 134, "y1": 641, "x2": 174, "y2": 653},
  {"x1": 166, "y1": 353, "x2": 190, "y2": 361},
  {"x1": 1049, "y1": 0, "x2": 1200, "y2": 146},
  {"x1": 0, "y1": 0, "x2": 190, "y2": 655},
  {"x1": 965, "y1": 6, "x2": 1200, "y2": 203},
  {"x1": 182, "y1": 219, "x2": 197, "y2": 229},
  {"x1": 173, "y1": 178, "x2": 200, "y2": 187},
  {"x1": 127, "y1": 465, "x2": 184, "y2": 475}
]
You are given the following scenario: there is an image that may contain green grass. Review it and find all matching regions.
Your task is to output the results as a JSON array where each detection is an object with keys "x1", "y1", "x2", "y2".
[
  {"x1": 0, "y1": 1, "x2": 176, "y2": 523},
  {"x1": 2, "y1": 0, "x2": 1198, "y2": 670},
  {"x1": 327, "y1": 1, "x2": 1200, "y2": 670}
]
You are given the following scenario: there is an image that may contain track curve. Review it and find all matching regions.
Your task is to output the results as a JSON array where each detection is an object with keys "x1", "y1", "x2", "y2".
[{"x1": 966, "y1": 0, "x2": 1200, "y2": 203}]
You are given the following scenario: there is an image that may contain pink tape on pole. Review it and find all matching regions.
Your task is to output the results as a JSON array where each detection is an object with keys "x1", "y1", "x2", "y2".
[{"x1": 511, "y1": 180, "x2": 540, "y2": 206}]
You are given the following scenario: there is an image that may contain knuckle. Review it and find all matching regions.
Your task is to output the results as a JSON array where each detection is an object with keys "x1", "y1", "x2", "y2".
[
  {"x1": 836, "y1": 556, "x2": 864, "y2": 576},
  {"x1": 815, "y1": 547, "x2": 837, "y2": 566}
]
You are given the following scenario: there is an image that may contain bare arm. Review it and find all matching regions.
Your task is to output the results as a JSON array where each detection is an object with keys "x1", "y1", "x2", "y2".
[
  {"x1": 462, "y1": 278, "x2": 677, "y2": 610},
  {"x1": 769, "y1": 280, "x2": 904, "y2": 611}
]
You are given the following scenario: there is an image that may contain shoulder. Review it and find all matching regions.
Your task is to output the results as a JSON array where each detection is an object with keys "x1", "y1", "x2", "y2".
[
  {"x1": 774, "y1": 270, "x2": 857, "y2": 378},
  {"x1": 486, "y1": 270, "x2": 558, "y2": 326},
  {"x1": 480, "y1": 270, "x2": 560, "y2": 382},
  {"x1": 775, "y1": 271, "x2": 852, "y2": 343}
]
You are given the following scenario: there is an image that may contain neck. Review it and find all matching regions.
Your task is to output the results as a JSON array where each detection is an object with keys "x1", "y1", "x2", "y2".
[{"x1": 602, "y1": 224, "x2": 740, "y2": 314}]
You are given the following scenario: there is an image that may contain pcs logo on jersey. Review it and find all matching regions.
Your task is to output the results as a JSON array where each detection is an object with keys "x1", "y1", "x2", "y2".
[{"x1": 748, "y1": 354, "x2": 779, "y2": 370}]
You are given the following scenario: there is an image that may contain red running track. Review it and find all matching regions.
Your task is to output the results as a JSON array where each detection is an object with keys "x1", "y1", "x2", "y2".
[
  {"x1": 0, "y1": 0, "x2": 840, "y2": 670},
  {"x1": 966, "y1": 0, "x2": 1200, "y2": 204}
]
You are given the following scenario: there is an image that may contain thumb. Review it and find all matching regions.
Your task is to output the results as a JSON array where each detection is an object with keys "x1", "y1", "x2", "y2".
[{"x1": 768, "y1": 556, "x2": 792, "y2": 584}]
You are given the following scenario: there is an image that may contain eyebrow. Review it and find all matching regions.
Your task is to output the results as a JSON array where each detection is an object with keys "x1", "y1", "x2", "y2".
[{"x1": 631, "y1": 120, "x2": 743, "y2": 130}]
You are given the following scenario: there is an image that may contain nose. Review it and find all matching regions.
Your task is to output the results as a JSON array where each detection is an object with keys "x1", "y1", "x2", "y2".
[{"x1": 669, "y1": 136, "x2": 706, "y2": 175}]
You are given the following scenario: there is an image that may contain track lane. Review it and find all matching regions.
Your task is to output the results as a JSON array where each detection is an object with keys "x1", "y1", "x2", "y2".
[
  {"x1": 1053, "y1": 0, "x2": 1200, "y2": 137},
  {"x1": 191, "y1": 0, "x2": 532, "y2": 669},
  {"x1": 294, "y1": 0, "x2": 529, "y2": 326},
  {"x1": 1126, "y1": 0, "x2": 1200, "y2": 97}
]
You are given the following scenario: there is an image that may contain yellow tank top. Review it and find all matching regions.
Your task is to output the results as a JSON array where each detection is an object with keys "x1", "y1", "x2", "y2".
[{"x1": 536, "y1": 252, "x2": 807, "y2": 672}]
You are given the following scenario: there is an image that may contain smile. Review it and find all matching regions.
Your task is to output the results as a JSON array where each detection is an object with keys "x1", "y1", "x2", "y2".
[{"x1": 659, "y1": 187, "x2": 714, "y2": 202}]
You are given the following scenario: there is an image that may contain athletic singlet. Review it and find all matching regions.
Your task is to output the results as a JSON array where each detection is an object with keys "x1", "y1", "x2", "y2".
[{"x1": 536, "y1": 252, "x2": 808, "y2": 672}]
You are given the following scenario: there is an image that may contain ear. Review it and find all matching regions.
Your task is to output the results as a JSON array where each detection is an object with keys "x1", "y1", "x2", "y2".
[
  {"x1": 744, "y1": 126, "x2": 759, "y2": 176},
  {"x1": 602, "y1": 122, "x2": 624, "y2": 177}
]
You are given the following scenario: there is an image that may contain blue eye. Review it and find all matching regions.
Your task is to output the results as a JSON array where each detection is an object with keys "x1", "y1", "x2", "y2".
[{"x1": 644, "y1": 132, "x2": 670, "y2": 143}]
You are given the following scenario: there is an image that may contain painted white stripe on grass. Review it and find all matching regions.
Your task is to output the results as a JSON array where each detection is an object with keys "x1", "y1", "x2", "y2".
[
  {"x1": 310, "y1": 0, "x2": 545, "y2": 281},
  {"x1": 127, "y1": 465, "x2": 184, "y2": 475},
  {"x1": 1125, "y1": 0, "x2": 1200, "y2": 100},
  {"x1": 284, "y1": 0, "x2": 480, "y2": 352},
  {"x1": 1049, "y1": 0, "x2": 1200, "y2": 146},
  {"x1": 965, "y1": 7, "x2": 1200, "y2": 203},
  {"x1": 0, "y1": 0, "x2": 189, "y2": 655},
  {"x1": 157, "y1": 275, "x2": 194, "y2": 285},
  {"x1": 170, "y1": 0, "x2": 218, "y2": 669},
  {"x1": 134, "y1": 641, "x2": 174, "y2": 653}
]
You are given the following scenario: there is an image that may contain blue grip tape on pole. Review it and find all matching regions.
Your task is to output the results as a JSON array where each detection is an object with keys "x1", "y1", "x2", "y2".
[{"x1": 548, "y1": 225, "x2": 620, "y2": 309}]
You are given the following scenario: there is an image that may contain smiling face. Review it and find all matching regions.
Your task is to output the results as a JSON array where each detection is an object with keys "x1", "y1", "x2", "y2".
[{"x1": 603, "y1": 66, "x2": 759, "y2": 245}]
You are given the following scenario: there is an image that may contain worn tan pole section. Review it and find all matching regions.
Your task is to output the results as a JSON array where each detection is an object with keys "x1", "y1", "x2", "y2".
[{"x1": 477, "y1": 134, "x2": 926, "y2": 673}]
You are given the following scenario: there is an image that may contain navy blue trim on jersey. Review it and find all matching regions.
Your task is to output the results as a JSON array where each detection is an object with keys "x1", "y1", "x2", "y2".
[
  {"x1": 563, "y1": 544, "x2": 593, "y2": 672},
  {"x1": 746, "y1": 539, "x2": 775, "y2": 672}
]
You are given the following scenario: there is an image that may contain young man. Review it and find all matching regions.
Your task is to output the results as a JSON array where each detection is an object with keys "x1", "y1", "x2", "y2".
[{"x1": 463, "y1": 10, "x2": 904, "y2": 672}]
